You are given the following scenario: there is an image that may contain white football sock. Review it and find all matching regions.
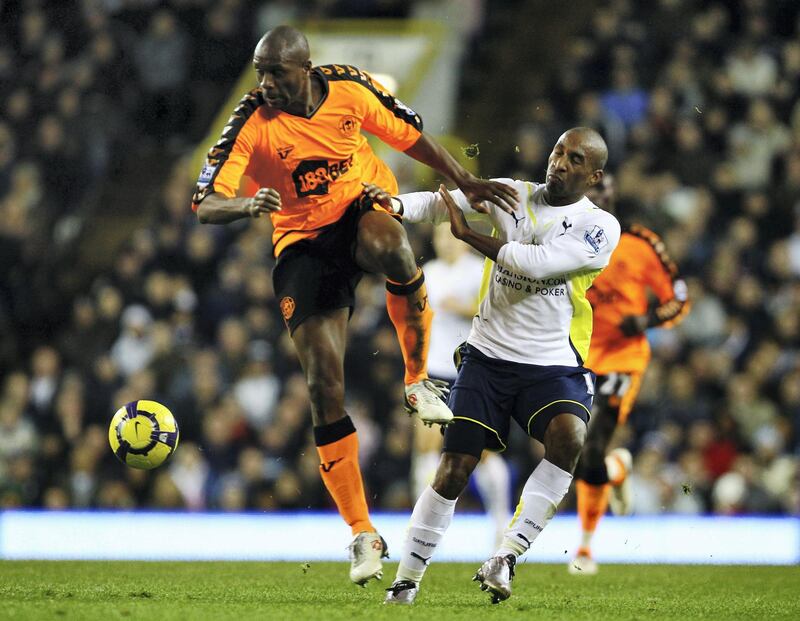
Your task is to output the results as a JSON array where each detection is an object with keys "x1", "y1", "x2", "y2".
[
  {"x1": 496, "y1": 459, "x2": 572, "y2": 558},
  {"x1": 396, "y1": 485, "x2": 457, "y2": 584},
  {"x1": 473, "y1": 452, "x2": 511, "y2": 547},
  {"x1": 412, "y1": 450, "x2": 440, "y2": 500}
]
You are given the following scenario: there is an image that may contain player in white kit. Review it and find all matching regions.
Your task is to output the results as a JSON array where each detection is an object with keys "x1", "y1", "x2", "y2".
[
  {"x1": 414, "y1": 226, "x2": 512, "y2": 548},
  {"x1": 369, "y1": 127, "x2": 620, "y2": 605}
]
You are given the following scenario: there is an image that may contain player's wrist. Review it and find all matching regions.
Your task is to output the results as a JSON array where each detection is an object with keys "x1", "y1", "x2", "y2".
[
  {"x1": 389, "y1": 196, "x2": 404, "y2": 215},
  {"x1": 242, "y1": 198, "x2": 256, "y2": 218},
  {"x1": 451, "y1": 170, "x2": 474, "y2": 189}
]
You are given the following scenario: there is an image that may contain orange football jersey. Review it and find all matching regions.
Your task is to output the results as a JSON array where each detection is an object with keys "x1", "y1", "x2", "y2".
[
  {"x1": 586, "y1": 224, "x2": 689, "y2": 374},
  {"x1": 192, "y1": 64, "x2": 423, "y2": 257}
]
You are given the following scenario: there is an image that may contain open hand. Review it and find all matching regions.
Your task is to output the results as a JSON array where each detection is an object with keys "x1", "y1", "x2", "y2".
[
  {"x1": 246, "y1": 187, "x2": 281, "y2": 218},
  {"x1": 438, "y1": 184, "x2": 471, "y2": 240},
  {"x1": 457, "y1": 176, "x2": 518, "y2": 215},
  {"x1": 361, "y1": 182, "x2": 394, "y2": 210}
]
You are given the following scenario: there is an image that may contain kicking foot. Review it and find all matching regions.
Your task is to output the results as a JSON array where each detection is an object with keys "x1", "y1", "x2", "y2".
[
  {"x1": 607, "y1": 448, "x2": 633, "y2": 516},
  {"x1": 348, "y1": 532, "x2": 389, "y2": 586},
  {"x1": 383, "y1": 579, "x2": 419, "y2": 605},
  {"x1": 568, "y1": 548, "x2": 598, "y2": 575},
  {"x1": 473, "y1": 554, "x2": 515, "y2": 604},
  {"x1": 404, "y1": 379, "x2": 453, "y2": 426}
]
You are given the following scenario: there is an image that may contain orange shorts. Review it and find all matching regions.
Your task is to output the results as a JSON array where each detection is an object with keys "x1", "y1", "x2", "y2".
[{"x1": 595, "y1": 371, "x2": 643, "y2": 424}]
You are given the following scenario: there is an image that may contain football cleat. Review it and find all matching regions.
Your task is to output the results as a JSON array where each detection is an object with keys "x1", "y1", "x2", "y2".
[
  {"x1": 473, "y1": 554, "x2": 516, "y2": 604},
  {"x1": 607, "y1": 448, "x2": 633, "y2": 515},
  {"x1": 404, "y1": 379, "x2": 453, "y2": 427},
  {"x1": 568, "y1": 549, "x2": 598, "y2": 575},
  {"x1": 383, "y1": 579, "x2": 419, "y2": 605},
  {"x1": 348, "y1": 531, "x2": 389, "y2": 586}
]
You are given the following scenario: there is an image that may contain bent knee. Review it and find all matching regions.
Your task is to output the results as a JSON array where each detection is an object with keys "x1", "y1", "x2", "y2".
[
  {"x1": 432, "y1": 453, "x2": 476, "y2": 499},
  {"x1": 544, "y1": 413, "x2": 587, "y2": 471},
  {"x1": 359, "y1": 229, "x2": 416, "y2": 280}
]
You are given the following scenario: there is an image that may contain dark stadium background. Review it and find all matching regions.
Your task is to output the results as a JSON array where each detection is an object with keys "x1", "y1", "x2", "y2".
[{"x1": 1, "y1": 0, "x2": 798, "y2": 528}]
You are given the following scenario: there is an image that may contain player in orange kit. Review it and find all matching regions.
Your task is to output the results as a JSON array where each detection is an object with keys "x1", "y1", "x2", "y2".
[
  {"x1": 570, "y1": 174, "x2": 690, "y2": 575},
  {"x1": 191, "y1": 25, "x2": 517, "y2": 586}
]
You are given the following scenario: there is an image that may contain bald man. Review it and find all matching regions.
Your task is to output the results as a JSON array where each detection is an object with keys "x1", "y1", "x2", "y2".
[
  {"x1": 192, "y1": 26, "x2": 517, "y2": 586},
  {"x1": 365, "y1": 128, "x2": 620, "y2": 605}
]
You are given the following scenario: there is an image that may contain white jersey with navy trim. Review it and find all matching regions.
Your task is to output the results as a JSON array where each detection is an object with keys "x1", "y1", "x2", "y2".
[{"x1": 399, "y1": 178, "x2": 620, "y2": 366}]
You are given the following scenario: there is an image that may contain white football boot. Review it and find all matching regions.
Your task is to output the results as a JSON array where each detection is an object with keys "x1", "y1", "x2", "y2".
[
  {"x1": 568, "y1": 550, "x2": 599, "y2": 575},
  {"x1": 607, "y1": 448, "x2": 633, "y2": 516},
  {"x1": 473, "y1": 554, "x2": 516, "y2": 604},
  {"x1": 348, "y1": 531, "x2": 389, "y2": 586},
  {"x1": 383, "y1": 580, "x2": 419, "y2": 605},
  {"x1": 404, "y1": 378, "x2": 453, "y2": 426}
]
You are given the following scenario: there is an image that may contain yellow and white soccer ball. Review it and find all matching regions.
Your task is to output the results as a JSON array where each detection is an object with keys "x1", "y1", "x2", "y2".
[{"x1": 108, "y1": 400, "x2": 180, "y2": 470}]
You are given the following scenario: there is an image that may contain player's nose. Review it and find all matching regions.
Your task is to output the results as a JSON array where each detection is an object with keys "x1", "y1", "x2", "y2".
[{"x1": 259, "y1": 73, "x2": 275, "y2": 89}]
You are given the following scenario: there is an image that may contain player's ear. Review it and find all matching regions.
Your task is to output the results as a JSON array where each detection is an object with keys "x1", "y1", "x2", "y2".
[
  {"x1": 303, "y1": 60, "x2": 312, "y2": 72},
  {"x1": 590, "y1": 169, "x2": 604, "y2": 188}
]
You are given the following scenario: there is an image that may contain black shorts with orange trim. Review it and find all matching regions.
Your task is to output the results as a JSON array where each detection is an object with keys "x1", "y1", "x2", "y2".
[
  {"x1": 442, "y1": 343, "x2": 594, "y2": 458},
  {"x1": 272, "y1": 195, "x2": 399, "y2": 334}
]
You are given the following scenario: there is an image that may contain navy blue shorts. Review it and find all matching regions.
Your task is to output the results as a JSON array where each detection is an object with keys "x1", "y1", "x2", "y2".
[{"x1": 443, "y1": 343, "x2": 594, "y2": 456}]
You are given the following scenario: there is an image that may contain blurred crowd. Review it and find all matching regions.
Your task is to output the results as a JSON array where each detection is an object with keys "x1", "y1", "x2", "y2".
[
  {"x1": 502, "y1": 0, "x2": 800, "y2": 516},
  {"x1": 1, "y1": 0, "x2": 798, "y2": 517}
]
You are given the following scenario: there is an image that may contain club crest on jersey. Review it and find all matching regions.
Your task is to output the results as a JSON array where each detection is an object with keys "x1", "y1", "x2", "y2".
[
  {"x1": 277, "y1": 145, "x2": 294, "y2": 160},
  {"x1": 338, "y1": 115, "x2": 358, "y2": 137},
  {"x1": 583, "y1": 226, "x2": 608, "y2": 253},
  {"x1": 197, "y1": 163, "x2": 216, "y2": 188}
]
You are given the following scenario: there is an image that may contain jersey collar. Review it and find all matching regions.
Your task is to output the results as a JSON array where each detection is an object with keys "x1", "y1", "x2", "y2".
[{"x1": 284, "y1": 68, "x2": 329, "y2": 119}]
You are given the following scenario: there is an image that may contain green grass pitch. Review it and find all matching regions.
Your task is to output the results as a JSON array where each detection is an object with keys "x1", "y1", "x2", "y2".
[{"x1": 0, "y1": 561, "x2": 797, "y2": 620}]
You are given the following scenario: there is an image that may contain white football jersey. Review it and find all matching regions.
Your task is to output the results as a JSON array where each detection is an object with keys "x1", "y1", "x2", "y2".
[
  {"x1": 399, "y1": 179, "x2": 620, "y2": 366},
  {"x1": 423, "y1": 252, "x2": 484, "y2": 380}
]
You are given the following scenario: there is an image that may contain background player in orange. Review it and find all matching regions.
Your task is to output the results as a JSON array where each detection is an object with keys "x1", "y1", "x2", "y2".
[
  {"x1": 570, "y1": 174, "x2": 690, "y2": 575},
  {"x1": 191, "y1": 25, "x2": 517, "y2": 586}
]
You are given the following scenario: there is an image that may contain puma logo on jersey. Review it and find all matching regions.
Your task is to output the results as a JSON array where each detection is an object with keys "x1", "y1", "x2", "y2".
[
  {"x1": 510, "y1": 211, "x2": 526, "y2": 228},
  {"x1": 320, "y1": 458, "x2": 343, "y2": 472}
]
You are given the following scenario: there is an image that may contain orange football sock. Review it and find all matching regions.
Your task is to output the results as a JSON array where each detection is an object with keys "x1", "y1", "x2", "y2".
[
  {"x1": 314, "y1": 416, "x2": 374, "y2": 535},
  {"x1": 576, "y1": 480, "x2": 611, "y2": 551},
  {"x1": 386, "y1": 268, "x2": 433, "y2": 385}
]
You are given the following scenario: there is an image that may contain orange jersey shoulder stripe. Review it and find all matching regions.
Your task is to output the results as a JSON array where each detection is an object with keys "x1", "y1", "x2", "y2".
[
  {"x1": 191, "y1": 89, "x2": 263, "y2": 208},
  {"x1": 191, "y1": 65, "x2": 423, "y2": 257},
  {"x1": 586, "y1": 225, "x2": 689, "y2": 374}
]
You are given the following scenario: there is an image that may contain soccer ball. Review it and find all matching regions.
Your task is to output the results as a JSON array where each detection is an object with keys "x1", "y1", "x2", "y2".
[{"x1": 108, "y1": 400, "x2": 180, "y2": 470}]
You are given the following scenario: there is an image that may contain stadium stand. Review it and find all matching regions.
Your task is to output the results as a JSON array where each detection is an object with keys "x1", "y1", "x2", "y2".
[{"x1": 0, "y1": 0, "x2": 798, "y2": 518}]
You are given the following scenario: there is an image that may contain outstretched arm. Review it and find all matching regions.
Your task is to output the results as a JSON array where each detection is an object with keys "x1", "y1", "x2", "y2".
[
  {"x1": 404, "y1": 133, "x2": 517, "y2": 214},
  {"x1": 361, "y1": 183, "x2": 492, "y2": 225},
  {"x1": 196, "y1": 188, "x2": 282, "y2": 224}
]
